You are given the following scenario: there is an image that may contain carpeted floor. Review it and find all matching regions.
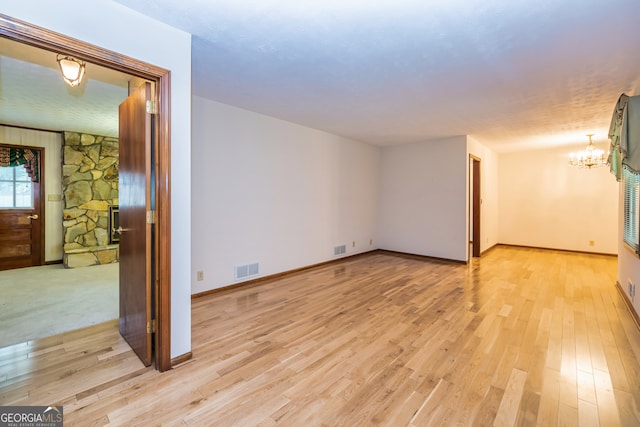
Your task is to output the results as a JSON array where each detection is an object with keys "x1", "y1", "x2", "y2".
[{"x1": 0, "y1": 263, "x2": 118, "y2": 348}]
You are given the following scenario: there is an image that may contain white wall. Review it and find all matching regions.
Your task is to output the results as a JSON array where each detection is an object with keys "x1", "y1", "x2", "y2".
[
  {"x1": 191, "y1": 97, "x2": 380, "y2": 293},
  {"x1": 4, "y1": 0, "x2": 192, "y2": 359},
  {"x1": 377, "y1": 136, "x2": 468, "y2": 261},
  {"x1": 0, "y1": 126, "x2": 63, "y2": 262},
  {"x1": 499, "y1": 146, "x2": 618, "y2": 254},
  {"x1": 467, "y1": 137, "x2": 500, "y2": 254}
]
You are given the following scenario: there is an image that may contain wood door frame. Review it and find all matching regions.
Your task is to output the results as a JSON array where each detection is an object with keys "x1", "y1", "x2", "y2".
[
  {"x1": 469, "y1": 155, "x2": 481, "y2": 258},
  {"x1": 0, "y1": 143, "x2": 45, "y2": 268},
  {"x1": 0, "y1": 14, "x2": 172, "y2": 371}
]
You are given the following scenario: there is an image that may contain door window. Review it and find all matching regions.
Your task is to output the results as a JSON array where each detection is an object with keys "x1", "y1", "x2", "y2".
[{"x1": 0, "y1": 166, "x2": 34, "y2": 209}]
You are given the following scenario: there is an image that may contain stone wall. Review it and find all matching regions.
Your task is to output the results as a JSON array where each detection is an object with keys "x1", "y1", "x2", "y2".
[{"x1": 62, "y1": 132, "x2": 119, "y2": 268}]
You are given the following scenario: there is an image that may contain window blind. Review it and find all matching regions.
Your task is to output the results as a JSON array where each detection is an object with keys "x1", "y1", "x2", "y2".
[{"x1": 623, "y1": 165, "x2": 640, "y2": 252}]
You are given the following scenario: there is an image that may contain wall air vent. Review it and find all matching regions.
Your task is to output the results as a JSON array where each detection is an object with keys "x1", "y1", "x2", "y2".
[
  {"x1": 334, "y1": 245, "x2": 346, "y2": 256},
  {"x1": 235, "y1": 262, "x2": 259, "y2": 280}
]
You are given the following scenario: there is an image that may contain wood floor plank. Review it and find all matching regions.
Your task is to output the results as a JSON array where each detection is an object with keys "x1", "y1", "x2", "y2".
[
  {"x1": 546, "y1": 296, "x2": 565, "y2": 371},
  {"x1": 592, "y1": 368, "x2": 621, "y2": 427},
  {"x1": 1, "y1": 247, "x2": 639, "y2": 426},
  {"x1": 473, "y1": 385, "x2": 504, "y2": 426},
  {"x1": 536, "y1": 367, "x2": 561, "y2": 426},
  {"x1": 584, "y1": 296, "x2": 610, "y2": 373},
  {"x1": 577, "y1": 370, "x2": 597, "y2": 405},
  {"x1": 612, "y1": 388, "x2": 640, "y2": 427},
  {"x1": 558, "y1": 402, "x2": 579, "y2": 427},
  {"x1": 493, "y1": 368, "x2": 527, "y2": 427},
  {"x1": 516, "y1": 389, "x2": 540, "y2": 426},
  {"x1": 578, "y1": 400, "x2": 600, "y2": 427}
]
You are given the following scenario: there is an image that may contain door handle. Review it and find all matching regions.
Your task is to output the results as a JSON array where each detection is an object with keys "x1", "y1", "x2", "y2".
[
  {"x1": 113, "y1": 226, "x2": 124, "y2": 235},
  {"x1": 27, "y1": 214, "x2": 39, "y2": 220}
]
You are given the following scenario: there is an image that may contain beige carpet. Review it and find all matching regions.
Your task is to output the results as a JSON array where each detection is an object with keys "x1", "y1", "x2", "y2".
[{"x1": 0, "y1": 263, "x2": 118, "y2": 348}]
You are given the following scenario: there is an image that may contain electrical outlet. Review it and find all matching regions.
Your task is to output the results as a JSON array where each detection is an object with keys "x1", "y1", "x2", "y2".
[
  {"x1": 352, "y1": 241, "x2": 356, "y2": 247},
  {"x1": 197, "y1": 271, "x2": 204, "y2": 281},
  {"x1": 630, "y1": 278, "x2": 636, "y2": 301},
  {"x1": 589, "y1": 240, "x2": 595, "y2": 246},
  {"x1": 370, "y1": 239, "x2": 373, "y2": 245}
]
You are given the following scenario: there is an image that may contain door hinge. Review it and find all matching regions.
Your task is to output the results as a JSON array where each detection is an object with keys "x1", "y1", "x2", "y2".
[
  {"x1": 147, "y1": 319, "x2": 156, "y2": 334},
  {"x1": 146, "y1": 100, "x2": 158, "y2": 115},
  {"x1": 146, "y1": 210, "x2": 156, "y2": 224}
]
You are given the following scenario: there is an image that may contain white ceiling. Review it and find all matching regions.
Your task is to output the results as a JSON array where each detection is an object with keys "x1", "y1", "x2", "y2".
[
  {"x1": 113, "y1": 0, "x2": 640, "y2": 151},
  {"x1": 0, "y1": 37, "x2": 131, "y2": 137},
  {"x1": 2, "y1": 0, "x2": 640, "y2": 152}
]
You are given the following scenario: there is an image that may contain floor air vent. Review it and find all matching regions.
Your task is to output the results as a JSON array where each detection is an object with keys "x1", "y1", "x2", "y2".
[
  {"x1": 235, "y1": 262, "x2": 259, "y2": 280},
  {"x1": 334, "y1": 245, "x2": 346, "y2": 256}
]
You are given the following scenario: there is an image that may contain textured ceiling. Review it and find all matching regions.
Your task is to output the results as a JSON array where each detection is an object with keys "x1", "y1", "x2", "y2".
[
  {"x1": 3, "y1": 1, "x2": 640, "y2": 152},
  {"x1": 112, "y1": 0, "x2": 640, "y2": 152},
  {"x1": 0, "y1": 37, "x2": 130, "y2": 138}
]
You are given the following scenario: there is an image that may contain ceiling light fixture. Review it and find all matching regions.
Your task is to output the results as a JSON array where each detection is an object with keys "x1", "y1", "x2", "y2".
[
  {"x1": 56, "y1": 54, "x2": 86, "y2": 87},
  {"x1": 568, "y1": 134, "x2": 607, "y2": 169}
]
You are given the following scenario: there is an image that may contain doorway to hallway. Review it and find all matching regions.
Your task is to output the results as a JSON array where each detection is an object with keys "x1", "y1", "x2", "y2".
[{"x1": 0, "y1": 13, "x2": 173, "y2": 371}]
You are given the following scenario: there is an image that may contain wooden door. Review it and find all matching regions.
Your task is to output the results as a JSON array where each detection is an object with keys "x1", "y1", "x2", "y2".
[
  {"x1": 471, "y1": 156, "x2": 481, "y2": 258},
  {"x1": 0, "y1": 148, "x2": 43, "y2": 270},
  {"x1": 118, "y1": 83, "x2": 153, "y2": 366}
]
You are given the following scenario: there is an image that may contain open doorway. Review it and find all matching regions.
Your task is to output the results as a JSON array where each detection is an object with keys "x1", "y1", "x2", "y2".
[
  {"x1": 0, "y1": 15, "x2": 172, "y2": 371},
  {"x1": 0, "y1": 36, "x2": 129, "y2": 347},
  {"x1": 469, "y1": 155, "x2": 481, "y2": 259}
]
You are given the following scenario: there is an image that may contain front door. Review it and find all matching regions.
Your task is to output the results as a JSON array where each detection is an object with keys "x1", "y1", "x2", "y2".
[
  {"x1": 118, "y1": 83, "x2": 153, "y2": 366},
  {"x1": 0, "y1": 146, "x2": 43, "y2": 270}
]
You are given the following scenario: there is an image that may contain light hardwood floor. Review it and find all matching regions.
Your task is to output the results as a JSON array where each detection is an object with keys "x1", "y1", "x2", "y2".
[{"x1": 1, "y1": 246, "x2": 639, "y2": 426}]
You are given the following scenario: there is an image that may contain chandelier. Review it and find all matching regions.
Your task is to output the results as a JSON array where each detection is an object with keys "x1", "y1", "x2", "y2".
[{"x1": 568, "y1": 134, "x2": 607, "y2": 168}]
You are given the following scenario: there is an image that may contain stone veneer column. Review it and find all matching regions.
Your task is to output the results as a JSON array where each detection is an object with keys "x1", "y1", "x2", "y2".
[{"x1": 62, "y1": 132, "x2": 119, "y2": 268}]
